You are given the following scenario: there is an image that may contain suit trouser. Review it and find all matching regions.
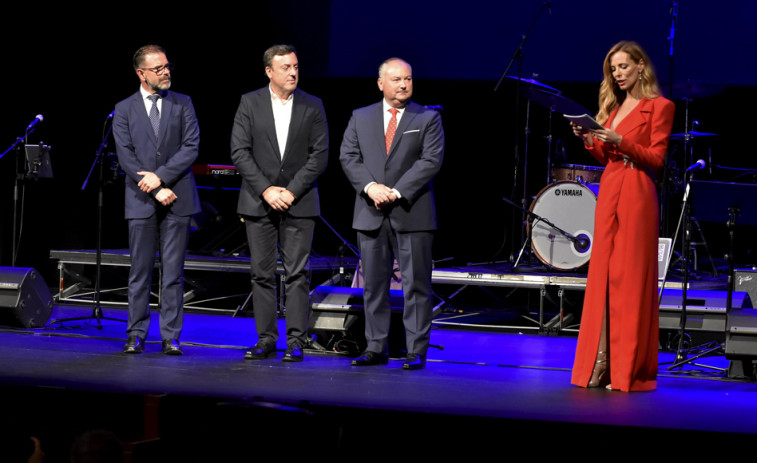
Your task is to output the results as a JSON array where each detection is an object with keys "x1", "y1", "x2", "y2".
[
  {"x1": 127, "y1": 211, "x2": 190, "y2": 340},
  {"x1": 358, "y1": 219, "x2": 434, "y2": 355},
  {"x1": 244, "y1": 213, "x2": 314, "y2": 347}
]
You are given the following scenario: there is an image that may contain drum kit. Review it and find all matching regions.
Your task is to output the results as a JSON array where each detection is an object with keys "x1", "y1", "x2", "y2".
[
  {"x1": 507, "y1": 75, "x2": 720, "y2": 273},
  {"x1": 501, "y1": 75, "x2": 604, "y2": 271}
]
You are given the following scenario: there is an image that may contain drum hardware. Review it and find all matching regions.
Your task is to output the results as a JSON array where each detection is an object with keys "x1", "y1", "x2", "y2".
[
  {"x1": 670, "y1": 130, "x2": 719, "y2": 141},
  {"x1": 505, "y1": 75, "x2": 560, "y2": 93},
  {"x1": 493, "y1": 3, "x2": 552, "y2": 262},
  {"x1": 514, "y1": 84, "x2": 595, "y2": 264},
  {"x1": 493, "y1": 1, "x2": 562, "y2": 262},
  {"x1": 526, "y1": 88, "x2": 592, "y2": 119},
  {"x1": 669, "y1": 80, "x2": 725, "y2": 101}
]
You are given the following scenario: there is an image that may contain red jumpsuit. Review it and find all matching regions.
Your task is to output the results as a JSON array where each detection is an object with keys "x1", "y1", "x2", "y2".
[{"x1": 571, "y1": 97, "x2": 675, "y2": 392}]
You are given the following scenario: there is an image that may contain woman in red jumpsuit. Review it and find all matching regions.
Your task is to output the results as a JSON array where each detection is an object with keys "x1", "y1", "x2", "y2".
[{"x1": 570, "y1": 41, "x2": 675, "y2": 391}]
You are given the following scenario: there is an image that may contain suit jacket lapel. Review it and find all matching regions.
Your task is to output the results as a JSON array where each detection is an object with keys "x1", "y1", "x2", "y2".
[
  {"x1": 373, "y1": 103, "x2": 386, "y2": 157},
  {"x1": 257, "y1": 91, "x2": 282, "y2": 161},
  {"x1": 131, "y1": 93, "x2": 158, "y2": 146},
  {"x1": 158, "y1": 91, "x2": 173, "y2": 147},
  {"x1": 615, "y1": 99, "x2": 650, "y2": 136},
  {"x1": 283, "y1": 93, "x2": 305, "y2": 163}
]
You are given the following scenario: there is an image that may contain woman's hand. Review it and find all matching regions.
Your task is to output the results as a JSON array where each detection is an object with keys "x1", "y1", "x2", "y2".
[
  {"x1": 570, "y1": 122, "x2": 594, "y2": 146},
  {"x1": 591, "y1": 128, "x2": 622, "y2": 146}
]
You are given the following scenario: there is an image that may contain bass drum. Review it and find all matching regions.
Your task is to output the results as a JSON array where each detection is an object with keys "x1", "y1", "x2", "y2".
[{"x1": 530, "y1": 180, "x2": 597, "y2": 270}]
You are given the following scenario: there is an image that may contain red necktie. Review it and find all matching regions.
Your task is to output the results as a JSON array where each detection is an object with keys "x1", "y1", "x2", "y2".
[{"x1": 385, "y1": 108, "x2": 399, "y2": 155}]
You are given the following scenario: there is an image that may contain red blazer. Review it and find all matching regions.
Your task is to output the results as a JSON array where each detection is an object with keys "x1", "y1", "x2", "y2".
[{"x1": 587, "y1": 96, "x2": 675, "y2": 175}]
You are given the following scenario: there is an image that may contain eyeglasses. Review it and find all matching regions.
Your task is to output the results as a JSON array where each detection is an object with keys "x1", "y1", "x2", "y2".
[{"x1": 140, "y1": 63, "x2": 174, "y2": 75}]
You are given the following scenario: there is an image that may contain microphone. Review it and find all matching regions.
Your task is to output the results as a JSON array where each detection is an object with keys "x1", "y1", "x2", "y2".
[
  {"x1": 685, "y1": 159, "x2": 706, "y2": 173},
  {"x1": 107, "y1": 110, "x2": 115, "y2": 119},
  {"x1": 26, "y1": 114, "x2": 44, "y2": 130},
  {"x1": 572, "y1": 233, "x2": 591, "y2": 253}
]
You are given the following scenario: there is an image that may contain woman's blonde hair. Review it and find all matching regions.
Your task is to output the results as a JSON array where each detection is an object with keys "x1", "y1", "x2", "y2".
[{"x1": 596, "y1": 41, "x2": 661, "y2": 124}]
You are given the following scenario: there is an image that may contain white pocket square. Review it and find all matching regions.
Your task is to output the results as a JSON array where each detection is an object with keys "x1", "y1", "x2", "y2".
[{"x1": 403, "y1": 129, "x2": 420, "y2": 134}]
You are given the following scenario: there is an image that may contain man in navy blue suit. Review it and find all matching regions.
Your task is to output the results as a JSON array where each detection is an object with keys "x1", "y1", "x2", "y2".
[
  {"x1": 113, "y1": 45, "x2": 201, "y2": 355},
  {"x1": 340, "y1": 58, "x2": 444, "y2": 370},
  {"x1": 231, "y1": 45, "x2": 328, "y2": 362}
]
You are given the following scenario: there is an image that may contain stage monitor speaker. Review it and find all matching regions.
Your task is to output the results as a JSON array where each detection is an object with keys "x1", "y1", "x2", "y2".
[
  {"x1": 724, "y1": 278, "x2": 757, "y2": 379},
  {"x1": 734, "y1": 269, "x2": 757, "y2": 303},
  {"x1": 308, "y1": 286, "x2": 405, "y2": 356},
  {"x1": 659, "y1": 288, "x2": 750, "y2": 333},
  {"x1": 0, "y1": 267, "x2": 53, "y2": 328}
]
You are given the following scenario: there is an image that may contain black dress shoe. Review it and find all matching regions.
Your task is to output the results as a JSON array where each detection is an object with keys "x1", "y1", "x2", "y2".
[
  {"x1": 244, "y1": 341, "x2": 276, "y2": 360},
  {"x1": 402, "y1": 353, "x2": 426, "y2": 370},
  {"x1": 123, "y1": 336, "x2": 144, "y2": 354},
  {"x1": 282, "y1": 345, "x2": 304, "y2": 362},
  {"x1": 351, "y1": 351, "x2": 389, "y2": 366},
  {"x1": 162, "y1": 339, "x2": 183, "y2": 356}
]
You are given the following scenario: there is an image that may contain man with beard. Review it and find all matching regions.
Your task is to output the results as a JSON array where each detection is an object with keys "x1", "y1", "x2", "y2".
[{"x1": 113, "y1": 45, "x2": 201, "y2": 355}]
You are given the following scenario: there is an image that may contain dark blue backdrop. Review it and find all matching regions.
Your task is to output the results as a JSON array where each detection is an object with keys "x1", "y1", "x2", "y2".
[{"x1": 1, "y1": 1, "x2": 755, "y2": 279}]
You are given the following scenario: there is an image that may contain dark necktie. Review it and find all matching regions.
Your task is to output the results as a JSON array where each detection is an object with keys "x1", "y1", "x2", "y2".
[
  {"x1": 385, "y1": 108, "x2": 399, "y2": 155},
  {"x1": 148, "y1": 94, "x2": 160, "y2": 138}
]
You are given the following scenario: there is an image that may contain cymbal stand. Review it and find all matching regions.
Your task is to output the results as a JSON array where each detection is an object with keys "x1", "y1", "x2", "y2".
[
  {"x1": 493, "y1": 1, "x2": 552, "y2": 261},
  {"x1": 545, "y1": 101, "x2": 556, "y2": 185},
  {"x1": 660, "y1": 1, "x2": 679, "y2": 237}
]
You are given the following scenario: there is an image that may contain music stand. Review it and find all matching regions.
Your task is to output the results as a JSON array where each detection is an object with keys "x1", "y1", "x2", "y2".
[{"x1": 24, "y1": 144, "x2": 53, "y2": 179}]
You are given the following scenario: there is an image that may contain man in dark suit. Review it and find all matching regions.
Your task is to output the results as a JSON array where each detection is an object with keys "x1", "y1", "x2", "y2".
[
  {"x1": 340, "y1": 58, "x2": 444, "y2": 370},
  {"x1": 113, "y1": 45, "x2": 201, "y2": 355},
  {"x1": 230, "y1": 44, "x2": 328, "y2": 362}
]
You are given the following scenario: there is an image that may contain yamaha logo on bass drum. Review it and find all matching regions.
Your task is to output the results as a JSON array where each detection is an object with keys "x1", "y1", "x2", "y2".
[{"x1": 553, "y1": 187, "x2": 584, "y2": 197}]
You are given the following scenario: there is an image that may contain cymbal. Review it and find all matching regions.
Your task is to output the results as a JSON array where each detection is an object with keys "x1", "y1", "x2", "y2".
[
  {"x1": 670, "y1": 131, "x2": 719, "y2": 140},
  {"x1": 526, "y1": 88, "x2": 592, "y2": 116},
  {"x1": 666, "y1": 80, "x2": 725, "y2": 100},
  {"x1": 506, "y1": 75, "x2": 560, "y2": 93}
]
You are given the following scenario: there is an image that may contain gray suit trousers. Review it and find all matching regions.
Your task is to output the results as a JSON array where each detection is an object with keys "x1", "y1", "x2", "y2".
[{"x1": 358, "y1": 219, "x2": 434, "y2": 355}]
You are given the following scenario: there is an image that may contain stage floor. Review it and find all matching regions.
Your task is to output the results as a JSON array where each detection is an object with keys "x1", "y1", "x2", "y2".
[{"x1": 1, "y1": 303, "x2": 755, "y2": 459}]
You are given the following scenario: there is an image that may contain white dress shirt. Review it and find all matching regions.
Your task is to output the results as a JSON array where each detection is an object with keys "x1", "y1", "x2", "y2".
[
  {"x1": 270, "y1": 85, "x2": 294, "y2": 159},
  {"x1": 140, "y1": 86, "x2": 163, "y2": 116}
]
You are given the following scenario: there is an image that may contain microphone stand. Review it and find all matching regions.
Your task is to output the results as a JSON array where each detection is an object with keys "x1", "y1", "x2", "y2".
[
  {"x1": 664, "y1": 167, "x2": 723, "y2": 371},
  {"x1": 49, "y1": 113, "x2": 126, "y2": 328},
  {"x1": 1, "y1": 122, "x2": 41, "y2": 266}
]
